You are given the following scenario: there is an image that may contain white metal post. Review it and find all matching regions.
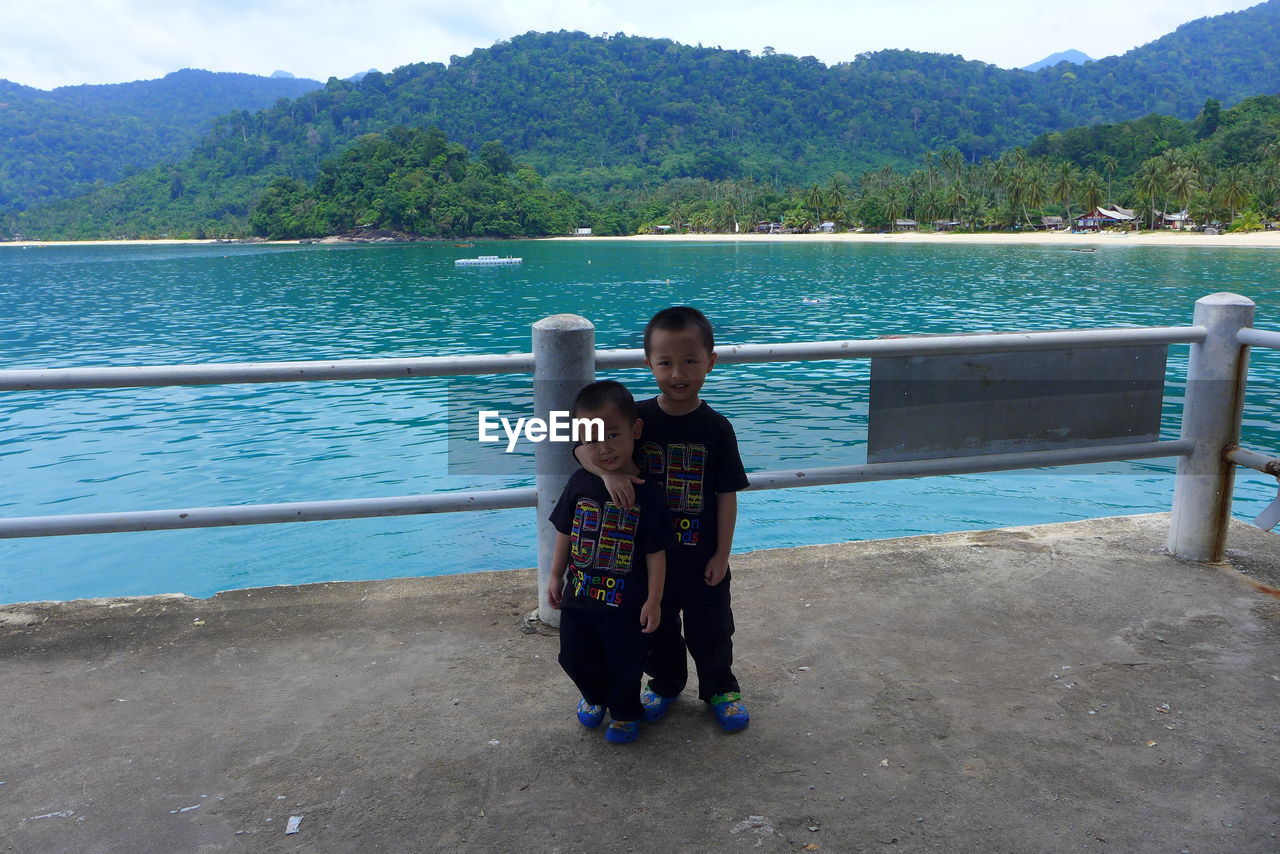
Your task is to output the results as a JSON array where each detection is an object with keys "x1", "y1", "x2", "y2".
[
  {"x1": 1168, "y1": 292, "x2": 1255, "y2": 561},
  {"x1": 532, "y1": 315, "x2": 595, "y2": 626}
]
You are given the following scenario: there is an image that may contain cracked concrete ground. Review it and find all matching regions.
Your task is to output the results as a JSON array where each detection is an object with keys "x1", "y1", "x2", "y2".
[{"x1": 2, "y1": 513, "x2": 1278, "y2": 853}]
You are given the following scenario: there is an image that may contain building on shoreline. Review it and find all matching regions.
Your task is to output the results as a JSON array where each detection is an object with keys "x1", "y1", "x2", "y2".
[{"x1": 1075, "y1": 205, "x2": 1138, "y2": 231}]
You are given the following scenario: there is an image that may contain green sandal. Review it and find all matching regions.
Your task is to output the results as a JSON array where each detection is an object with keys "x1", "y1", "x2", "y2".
[{"x1": 710, "y1": 692, "x2": 750, "y2": 732}]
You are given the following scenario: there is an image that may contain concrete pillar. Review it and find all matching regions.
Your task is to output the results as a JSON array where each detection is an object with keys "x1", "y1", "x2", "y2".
[
  {"x1": 532, "y1": 315, "x2": 595, "y2": 626},
  {"x1": 1168, "y1": 292, "x2": 1255, "y2": 561}
]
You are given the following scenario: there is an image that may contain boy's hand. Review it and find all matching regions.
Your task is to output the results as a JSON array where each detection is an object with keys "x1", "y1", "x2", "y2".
[
  {"x1": 601, "y1": 471, "x2": 645, "y2": 509},
  {"x1": 704, "y1": 553, "x2": 730, "y2": 586},
  {"x1": 548, "y1": 572, "x2": 564, "y2": 609},
  {"x1": 639, "y1": 598, "x2": 661, "y2": 633}
]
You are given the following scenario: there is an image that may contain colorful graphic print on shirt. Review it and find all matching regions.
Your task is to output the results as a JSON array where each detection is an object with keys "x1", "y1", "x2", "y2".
[
  {"x1": 568, "y1": 497, "x2": 641, "y2": 607},
  {"x1": 640, "y1": 441, "x2": 706, "y2": 547}
]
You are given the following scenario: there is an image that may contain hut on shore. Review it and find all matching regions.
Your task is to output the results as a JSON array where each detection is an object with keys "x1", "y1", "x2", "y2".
[{"x1": 1074, "y1": 206, "x2": 1137, "y2": 231}]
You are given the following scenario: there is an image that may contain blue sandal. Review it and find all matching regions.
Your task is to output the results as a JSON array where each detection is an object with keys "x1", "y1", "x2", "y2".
[
  {"x1": 604, "y1": 719, "x2": 641, "y2": 744},
  {"x1": 710, "y1": 692, "x2": 750, "y2": 732},
  {"x1": 576, "y1": 698, "x2": 605, "y2": 729},
  {"x1": 640, "y1": 686, "x2": 676, "y2": 722}
]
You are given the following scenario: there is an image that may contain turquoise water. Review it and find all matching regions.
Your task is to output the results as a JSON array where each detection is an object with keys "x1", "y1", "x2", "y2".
[{"x1": 2, "y1": 239, "x2": 1278, "y2": 603}]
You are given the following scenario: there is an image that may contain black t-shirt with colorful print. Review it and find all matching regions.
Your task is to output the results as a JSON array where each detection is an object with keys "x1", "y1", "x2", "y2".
[
  {"x1": 635, "y1": 398, "x2": 750, "y2": 571},
  {"x1": 550, "y1": 470, "x2": 673, "y2": 614}
]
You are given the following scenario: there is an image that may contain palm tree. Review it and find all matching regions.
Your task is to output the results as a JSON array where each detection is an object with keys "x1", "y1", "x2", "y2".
[
  {"x1": 716, "y1": 198, "x2": 739, "y2": 233},
  {"x1": 923, "y1": 151, "x2": 940, "y2": 194},
  {"x1": 1235, "y1": 210, "x2": 1264, "y2": 232},
  {"x1": 1135, "y1": 161, "x2": 1166, "y2": 230},
  {"x1": 1155, "y1": 149, "x2": 1185, "y2": 177},
  {"x1": 1101, "y1": 155, "x2": 1119, "y2": 204},
  {"x1": 989, "y1": 159, "x2": 1012, "y2": 216},
  {"x1": 1051, "y1": 162, "x2": 1080, "y2": 227},
  {"x1": 945, "y1": 182, "x2": 968, "y2": 224},
  {"x1": 871, "y1": 164, "x2": 895, "y2": 193},
  {"x1": 1079, "y1": 170, "x2": 1105, "y2": 220},
  {"x1": 825, "y1": 179, "x2": 848, "y2": 226},
  {"x1": 805, "y1": 184, "x2": 825, "y2": 225},
  {"x1": 917, "y1": 190, "x2": 944, "y2": 227},
  {"x1": 1008, "y1": 166, "x2": 1045, "y2": 228},
  {"x1": 940, "y1": 150, "x2": 965, "y2": 185},
  {"x1": 1216, "y1": 166, "x2": 1252, "y2": 224},
  {"x1": 668, "y1": 202, "x2": 688, "y2": 232},
  {"x1": 688, "y1": 209, "x2": 713, "y2": 234},
  {"x1": 1256, "y1": 163, "x2": 1280, "y2": 219},
  {"x1": 1166, "y1": 165, "x2": 1200, "y2": 225},
  {"x1": 884, "y1": 188, "x2": 905, "y2": 229}
]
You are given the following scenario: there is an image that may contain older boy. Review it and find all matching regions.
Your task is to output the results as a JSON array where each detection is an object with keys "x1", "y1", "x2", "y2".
[
  {"x1": 637, "y1": 306, "x2": 750, "y2": 731},
  {"x1": 576, "y1": 307, "x2": 751, "y2": 731},
  {"x1": 548, "y1": 380, "x2": 672, "y2": 744}
]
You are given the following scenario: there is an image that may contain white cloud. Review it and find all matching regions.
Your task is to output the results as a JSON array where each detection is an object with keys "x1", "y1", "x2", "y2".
[{"x1": 0, "y1": 0, "x2": 1264, "y2": 89}]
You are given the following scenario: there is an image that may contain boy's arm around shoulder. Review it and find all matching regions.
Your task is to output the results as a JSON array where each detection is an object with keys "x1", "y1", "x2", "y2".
[{"x1": 571, "y1": 443, "x2": 644, "y2": 509}]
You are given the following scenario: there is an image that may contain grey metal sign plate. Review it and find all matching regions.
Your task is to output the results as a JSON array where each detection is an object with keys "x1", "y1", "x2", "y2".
[{"x1": 868, "y1": 344, "x2": 1168, "y2": 463}]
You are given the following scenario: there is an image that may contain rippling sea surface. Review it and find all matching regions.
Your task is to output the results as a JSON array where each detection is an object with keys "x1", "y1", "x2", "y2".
[{"x1": 2, "y1": 239, "x2": 1277, "y2": 603}]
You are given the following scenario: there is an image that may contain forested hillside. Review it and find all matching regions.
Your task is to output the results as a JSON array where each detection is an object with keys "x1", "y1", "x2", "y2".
[
  {"x1": 249, "y1": 128, "x2": 597, "y2": 239},
  {"x1": 12, "y1": 96, "x2": 1277, "y2": 242},
  {"x1": 605, "y1": 95, "x2": 1280, "y2": 235},
  {"x1": 0, "y1": 70, "x2": 321, "y2": 210},
  {"x1": 5, "y1": 0, "x2": 1278, "y2": 239}
]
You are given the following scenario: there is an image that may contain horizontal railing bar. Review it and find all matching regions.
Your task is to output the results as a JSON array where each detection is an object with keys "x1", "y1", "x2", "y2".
[
  {"x1": 2, "y1": 326, "x2": 1206, "y2": 392},
  {"x1": 714, "y1": 327, "x2": 1206, "y2": 364},
  {"x1": 592, "y1": 348, "x2": 646, "y2": 369},
  {"x1": 0, "y1": 353, "x2": 538, "y2": 391},
  {"x1": 597, "y1": 326, "x2": 1206, "y2": 369},
  {"x1": 1238, "y1": 327, "x2": 1280, "y2": 350},
  {"x1": 0, "y1": 440, "x2": 1192, "y2": 539},
  {"x1": 0, "y1": 488, "x2": 538, "y2": 539},
  {"x1": 1225, "y1": 445, "x2": 1280, "y2": 476},
  {"x1": 745, "y1": 440, "x2": 1194, "y2": 491}
]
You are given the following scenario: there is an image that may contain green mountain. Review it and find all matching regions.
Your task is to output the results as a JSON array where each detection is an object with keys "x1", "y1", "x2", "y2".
[
  {"x1": 7, "y1": 0, "x2": 1279, "y2": 239},
  {"x1": 0, "y1": 69, "x2": 322, "y2": 211}
]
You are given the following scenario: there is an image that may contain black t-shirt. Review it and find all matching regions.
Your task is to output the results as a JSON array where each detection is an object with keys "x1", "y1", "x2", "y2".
[
  {"x1": 636, "y1": 398, "x2": 749, "y2": 568},
  {"x1": 549, "y1": 470, "x2": 673, "y2": 614}
]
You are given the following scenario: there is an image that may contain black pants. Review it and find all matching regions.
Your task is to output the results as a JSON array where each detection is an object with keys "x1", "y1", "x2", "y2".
[
  {"x1": 558, "y1": 607, "x2": 648, "y2": 722},
  {"x1": 646, "y1": 564, "x2": 739, "y2": 702}
]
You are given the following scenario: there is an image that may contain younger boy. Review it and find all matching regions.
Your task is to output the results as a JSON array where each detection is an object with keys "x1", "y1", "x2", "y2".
[
  {"x1": 577, "y1": 307, "x2": 751, "y2": 731},
  {"x1": 547, "y1": 380, "x2": 672, "y2": 744}
]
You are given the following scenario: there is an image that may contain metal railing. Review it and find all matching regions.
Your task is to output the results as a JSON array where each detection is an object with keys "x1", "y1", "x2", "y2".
[{"x1": 2, "y1": 293, "x2": 1276, "y2": 622}]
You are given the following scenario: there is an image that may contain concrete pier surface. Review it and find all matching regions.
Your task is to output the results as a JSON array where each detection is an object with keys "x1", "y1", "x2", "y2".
[{"x1": 2, "y1": 514, "x2": 1278, "y2": 853}]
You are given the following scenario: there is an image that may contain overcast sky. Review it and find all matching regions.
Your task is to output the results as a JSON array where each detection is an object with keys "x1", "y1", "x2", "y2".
[{"x1": 0, "y1": 0, "x2": 1265, "y2": 90}]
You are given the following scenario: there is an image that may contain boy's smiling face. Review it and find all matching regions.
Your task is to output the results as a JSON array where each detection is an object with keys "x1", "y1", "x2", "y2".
[
  {"x1": 645, "y1": 326, "x2": 717, "y2": 415},
  {"x1": 576, "y1": 403, "x2": 642, "y2": 475}
]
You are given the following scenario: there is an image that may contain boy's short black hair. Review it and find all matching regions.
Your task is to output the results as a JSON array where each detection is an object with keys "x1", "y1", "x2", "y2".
[
  {"x1": 644, "y1": 306, "x2": 715, "y2": 356},
  {"x1": 571, "y1": 379, "x2": 639, "y2": 423}
]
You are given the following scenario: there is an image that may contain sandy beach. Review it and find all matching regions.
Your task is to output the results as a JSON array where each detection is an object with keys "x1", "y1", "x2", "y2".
[
  {"x1": 3, "y1": 230, "x2": 1279, "y2": 249},
  {"x1": 553, "y1": 229, "x2": 1280, "y2": 249},
  {"x1": 0, "y1": 238, "x2": 265, "y2": 249}
]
